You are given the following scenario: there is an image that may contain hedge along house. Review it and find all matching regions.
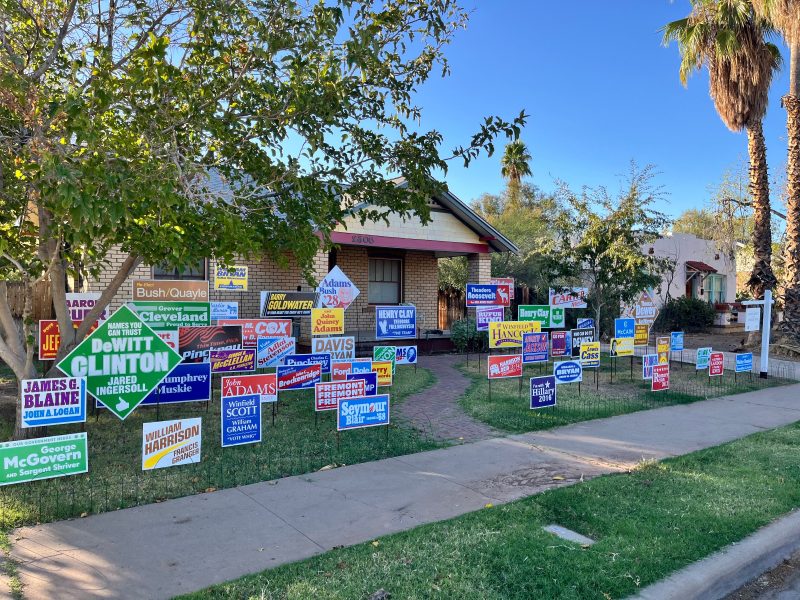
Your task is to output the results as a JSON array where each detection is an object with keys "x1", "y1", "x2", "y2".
[{"x1": 90, "y1": 178, "x2": 517, "y2": 350}]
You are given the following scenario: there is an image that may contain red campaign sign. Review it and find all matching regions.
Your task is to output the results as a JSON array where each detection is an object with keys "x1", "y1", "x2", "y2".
[
  {"x1": 490, "y1": 277, "x2": 515, "y2": 300},
  {"x1": 331, "y1": 361, "x2": 352, "y2": 381},
  {"x1": 551, "y1": 331, "x2": 568, "y2": 357},
  {"x1": 277, "y1": 363, "x2": 322, "y2": 390},
  {"x1": 217, "y1": 319, "x2": 292, "y2": 347},
  {"x1": 314, "y1": 379, "x2": 367, "y2": 412},
  {"x1": 38, "y1": 319, "x2": 100, "y2": 360},
  {"x1": 651, "y1": 364, "x2": 670, "y2": 391},
  {"x1": 221, "y1": 373, "x2": 277, "y2": 403},
  {"x1": 487, "y1": 355, "x2": 523, "y2": 379},
  {"x1": 709, "y1": 352, "x2": 725, "y2": 377}
]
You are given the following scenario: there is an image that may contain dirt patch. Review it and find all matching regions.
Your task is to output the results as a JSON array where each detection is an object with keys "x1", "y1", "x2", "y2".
[{"x1": 724, "y1": 548, "x2": 800, "y2": 599}]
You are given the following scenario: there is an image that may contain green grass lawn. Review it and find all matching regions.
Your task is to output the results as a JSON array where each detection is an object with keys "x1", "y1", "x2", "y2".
[
  {"x1": 459, "y1": 354, "x2": 788, "y2": 433},
  {"x1": 180, "y1": 421, "x2": 800, "y2": 600},
  {"x1": 0, "y1": 365, "x2": 438, "y2": 528}
]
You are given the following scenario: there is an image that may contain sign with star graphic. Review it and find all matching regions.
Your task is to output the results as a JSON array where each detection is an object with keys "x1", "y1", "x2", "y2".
[{"x1": 530, "y1": 375, "x2": 557, "y2": 410}]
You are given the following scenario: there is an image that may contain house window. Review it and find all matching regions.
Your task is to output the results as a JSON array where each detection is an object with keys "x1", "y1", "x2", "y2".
[
  {"x1": 368, "y1": 258, "x2": 402, "y2": 304},
  {"x1": 153, "y1": 259, "x2": 207, "y2": 280},
  {"x1": 705, "y1": 274, "x2": 727, "y2": 304}
]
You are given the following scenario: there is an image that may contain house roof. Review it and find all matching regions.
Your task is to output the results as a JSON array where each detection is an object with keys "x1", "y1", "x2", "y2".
[{"x1": 685, "y1": 260, "x2": 718, "y2": 273}]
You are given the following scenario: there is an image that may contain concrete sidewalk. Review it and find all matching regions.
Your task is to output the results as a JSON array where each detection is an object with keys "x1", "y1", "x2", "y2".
[{"x1": 9, "y1": 383, "x2": 800, "y2": 600}]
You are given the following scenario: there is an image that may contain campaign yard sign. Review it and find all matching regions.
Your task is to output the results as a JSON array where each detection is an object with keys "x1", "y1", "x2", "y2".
[
  {"x1": 312, "y1": 336, "x2": 355, "y2": 361},
  {"x1": 283, "y1": 353, "x2": 331, "y2": 375},
  {"x1": 222, "y1": 373, "x2": 277, "y2": 404},
  {"x1": 128, "y1": 301, "x2": 211, "y2": 333},
  {"x1": 551, "y1": 331, "x2": 569, "y2": 357},
  {"x1": 476, "y1": 306, "x2": 505, "y2": 331},
  {"x1": 670, "y1": 332, "x2": 685, "y2": 352},
  {"x1": 570, "y1": 328, "x2": 594, "y2": 358},
  {"x1": 642, "y1": 354, "x2": 658, "y2": 380},
  {"x1": 210, "y1": 349, "x2": 256, "y2": 373},
  {"x1": 489, "y1": 321, "x2": 540, "y2": 348},
  {"x1": 256, "y1": 337, "x2": 296, "y2": 368},
  {"x1": 21, "y1": 377, "x2": 86, "y2": 428},
  {"x1": 337, "y1": 394, "x2": 390, "y2": 431},
  {"x1": 210, "y1": 302, "x2": 239, "y2": 321},
  {"x1": 221, "y1": 394, "x2": 261, "y2": 447},
  {"x1": 0, "y1": 433, "x2": 88, "y2": 486},
  {"x1": 218, "y1": 319, "x2": 292, "y2": 346},
  {"x1": 709, "y1": 352, "x2": 725, "y2": 377},
  {"x1": 277, "y1": 363, "x2": 322, "y2": 390},
  {"x1": 373, "y1": 361, "x2": 394, "y2": 386},
  {"x1": 58, "y1": 306, "x2": 182, "y2": 420},
  {"x1": 178, "y1": 325, "x2": 243, "y2": 363},
  {"x1": 621, "y1": 289, "x2": 659, "y2": 327},
  {"x1": 157, "y1": 331, "x2": 178, "y2": 352},
  {"x1": 66, "y1": 292, "x2": 107, "y2": 322},
  {"x1": 311, "y1": 308, "x2": 345, "y2": 336},
  {"x1": 634, "y1": 324, "x2": 650, "y2": 347},
  {"x1": 614, "y1": 318, "x2": 635, "y2": 339},
  {"x1": 347, "y1": 372, "x2": 378, "y2": 396},
  {"x1": 142, "y1": 363, "x2": 212, "y2": 405},
  {"x1": 490, "y1": 277, "x2": 515, "y2": 299},
  {"x1": 610, "y1": 338, "x2": 634, "y2": 357},
  {"x1": 696, "y1": 347, "x2": 712, "y2": 370},
  {"x1": 466, "y1": 284, "x2": 511, "y2": 307},
  {"x1": 332, "y1": 362, "x2": 353, "y2": 381},
  {"x1": 530, "y1": 376, "x2": 557, "y2": 410},
  {"x1": 519, "y1": 305, "x2": 565, "y2": 328},
  {"x1": 395, "y1": 346, "x2": 418, "y2": 365},
  {"x1": 652, "y1": 364, "x2": 670, "y2": 392},
  {"x1": 549, "y1": 287, "x2": 588, "y2": 308},
  {"x1": 142, "y1": 418, "x2": 202, "y2": 470},
  {"x1": 736, "y1": 353, "x2": 754, "y2": 373},
  {"x1": 260, "y1": 291, "x2": 317, "y2": 317},
  {"x1": 315, "y1": 379, "x2": 367, "y2": 412},
  {"x1": 373, "y1": 346, "x2": 396, "y2": 365},
  {"x1": 580, "y1": 341, "x2": 600, "y2": 368},
  {"x1": 522, "y1": 332, "x2": 549, "y2": 364},
  {"x1": 376, "y1": 306, "x2": 416, "y2": 339},
  {"x1": 133, "y1": 279, "x2": 209, "y2": 303},
  {"x1": 317, "y1": 266, "x2": 360, "y2": 310},
  {"x1": 576, "y1": 318, "x2": 594, "y2": 330},
  {"x1": 554, "y1": 360, "x2": 582, "y2": 384},
  {"x1": 656, "y1": 336, "x2": 670, "y2": 364},
  {"x1": 38, "y1": 319, "x2": 101, "y2": 361},
  {"x1": 351, "y1": 360, "x2": 373, "y2": 375},
  {"x1": 214, "y1": 265, "x2": 248, "y2": 291},
  {"x1": 487, "y1": 355, "x2": 523, "y2": 379}
]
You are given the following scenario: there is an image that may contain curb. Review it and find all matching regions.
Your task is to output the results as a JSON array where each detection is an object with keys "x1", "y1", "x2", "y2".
[{"x1": 631, "y1": 509, "x2": 800, "y2": 600}]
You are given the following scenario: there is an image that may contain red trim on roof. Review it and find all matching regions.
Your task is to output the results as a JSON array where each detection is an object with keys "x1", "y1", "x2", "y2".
[
  {"x1": 685, "y1": 260, "x2": 718, "y2": 273},
  {"x1": 330, "y1": 231, "x2": 489, "y2": 253}
]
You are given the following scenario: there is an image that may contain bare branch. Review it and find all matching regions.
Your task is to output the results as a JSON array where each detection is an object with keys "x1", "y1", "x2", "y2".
[{"x1": 29, "y1": 0, "x2": 78, "y2": 81}]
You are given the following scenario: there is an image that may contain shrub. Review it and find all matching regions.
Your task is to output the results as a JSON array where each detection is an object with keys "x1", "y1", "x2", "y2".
[
  {"x1": 450, "y1": 318, "x2": 488, "y2": 353},
  {"x1": 654, "y1": 296, "x2": 715, "y2": 332}
]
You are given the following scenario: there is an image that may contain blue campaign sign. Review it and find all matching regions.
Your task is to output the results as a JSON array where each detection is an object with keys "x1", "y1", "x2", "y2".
[
  {"x1": 614, "y1": 318, "x2": 635, "y2": 339},
  {"x1": 347, "y1": 372, "x2": 378, "y2": 396},
  {"x1": 20, "y1": 377, "x2": 87, "y2": 428},
  {"x1": 554, "y1": 360, "x2": 582, "y2": 384},
  {"x1": 210, "y1": 301, "x2": 238, "y2": 321},
  {"x1": 642, "y1": 354, "x2": 659, "y2": 380},
  {"x1": 142, "y1": 362, "x2": 212, "y2": 405},
  {"x1": 221, "y1": 394, "x2": 261, "y2": 447},
  {"x1": 530, "y1": 375, "x2": 557, "y2": 409},
  {"x1": 736, "y1": 353, "x2": 754, "y2": 373},
  {"x1": 696, "y1": 347, "x2": 712, "y2": 370},
  {"x1": 282, "y1": 353, "x2": 331, "y2": 374},
  {"x1": 375, "y1": 306, "x2": 417, "y2": 339},
  {"x1": 395, "y1": 346, "x2": 418, "y2": 365},
  {"x1": 670, "y1": 331, "x2": 685, "y2": 352},
  {"x1": 337, "y1": 394, "x2": 390, "y2": 431},
  {"x1": 577, "y1": 318, "x2": 595, "y2": 330},
  {"x1": 350, "y1": 360, "x2": 373, "y2": 375},
  {"x1": 522, "y1": 332, "x2": 549, "y2": 364}
]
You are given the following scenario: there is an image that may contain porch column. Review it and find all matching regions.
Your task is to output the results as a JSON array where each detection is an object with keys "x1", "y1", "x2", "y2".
[{"x1": 467, "y1": 252, "x2": 491, "y2": 284}]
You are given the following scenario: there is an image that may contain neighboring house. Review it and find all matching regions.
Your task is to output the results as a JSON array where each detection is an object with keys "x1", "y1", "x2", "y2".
[{"x1": 89, "y1": 178, "x2": 517, "y2": 344}]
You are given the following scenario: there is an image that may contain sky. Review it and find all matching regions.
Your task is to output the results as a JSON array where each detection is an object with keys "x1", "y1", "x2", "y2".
[{"x1": 413, "y1": 1, "x2": 792, "y2": 218}]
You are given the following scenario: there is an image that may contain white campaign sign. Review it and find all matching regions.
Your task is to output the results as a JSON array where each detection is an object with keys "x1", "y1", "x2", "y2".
[
  {"x1": 744, "y1": 307, "x2": 761, "y2": 332},
  {"x1": 142, "y1": 418, "x2": 202, "y2": 470},
  {"x1": 317, "y1": 266, "x2": 360, "y2": 310},
  {"x1": 311, "y1": 336, "x2": 355, "y2": 360}
]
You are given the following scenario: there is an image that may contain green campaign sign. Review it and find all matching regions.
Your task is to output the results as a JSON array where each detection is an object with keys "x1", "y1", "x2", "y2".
[
  {"x1": 0, "y1": 433, "x2": 88, "y2": 486},
  {"x1": 373, "y1": 345, "x2": 396, "y2": 373},
  {"x1": 58, "y1": 306, "x2": 182, "y2": 420},
  {"x1": 518, "y1": 305, "x2": 564, "y2": 328},
  {"x1": 128, "y1": 301, "x2": 210, "y2": 332}
]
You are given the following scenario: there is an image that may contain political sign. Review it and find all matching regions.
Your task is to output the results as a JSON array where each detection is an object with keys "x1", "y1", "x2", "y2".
[
  {"x1": 670, "y1": 331, "x2": 684, "y2": 352},
  {"x1": 311, "y1": 308, "x2": 345, "y2": 336},
  {"x1": 218, "y1": 319, "x2": 292, "y2": 347},
  {"x1": 395, "y1": 346, "x2": 418, "y2": 365},
  {"x1": 222, "y1": 373, "x2": 277, "y2": 404},
  {"x1": 576, "y1": 318, "x2": 594, "y2": 330},
  {"x1": 634, "y1": 324, "x2": 650, "y2": 347},
  {"x1": 21, "y1": 377, "x2": 86, "y2": 428},
  {"x1": 570, "y1": 328, "x2": 594, "y2": 358},
  {"x1": 38, "y1": 319, "x2": 101, "y2": 361},
  {"x1": 277, "y1": 363, "x2": 322, "y2": 390},
  {"x1": 312, "y1": 336, "x2": 355, "y2": 361},
  {"x1": 554, "y1": 360, "x2": 582, "y2": 384},
  {"x1": 133, "y1": 279, "x2": 209, "y2": 303},
  {"x1": 736, "y1": 353, "x2": 753, "y2": 373},
  {"x1": 128, "y1": 301, "x2": 211, "y2": 333},
  {"x1": 178, "y1": 325, "x2": 242, "y2": 362},
  {"x1": 210, "y1": 349, "x2": 256, "y2": 373},
  {"x1": 487, "y1": 355, "x2": 523, "y2": 379},
  {"x1": 489, "y1": 321, "x2": 540, "y2": 348},
  {"x1": 476, "y1": 306, "x2": 505, "y2": 331},
  {"x1": 490, "y1": 277, "x2": 515, "y2": 299},
  {"x1": 283, "y1": 352, "x2": 331, "y2": 374},
  {"x1": 373, "y1": 346, "x2": 396, "y2": 364},
  {"x1": 551, "y1": 331, "x2": 569, "y2": 357},
  {"x1": 518, "y1": 305, "x2": 550, "y2": 324},
  {"x1": 351, "y1": 360, "x2": 373, "y2": 375},
  {"x1": 656, "y1": 336, "x2": 670, "y2": 364},
  {"x1": 57, "y1": 306, "x2": 182, "y2": 420},
  {"x1": 620, "y1": 289, "x2": 659, "y2": 326},
  {"x1": 338, "y1": 394, "x2": 390, "y2": 431},
  {"x1": 315, "y1": 379, "x2": 367, "y2": 412},
  {"x1": 549, "y1": 287, "x2": 588, "y2": 308},
  {"x1": 141, "y1": 363, "x2": 211, "y2": 405},
  {"x1": 651, "y1": 364, "x2": 669, "y2": 392},
  {"x1": 530, "y1": 375, "x2": 557, "y2": 409},
  {"x1": 66, "y1": 292, "x2": 107, "y2": 322},
  {"x1": 696, "y1": 347, "x2": 712, "y2": 370},
  {"x1": 373, "y1": 360, "x2": 393, "y2": 386},
  {"x1": 332, "y1": 362, "x2": 352, "y2": 380},
  {"x1": 580, "y1": 341, "x2": 600, "y2": 368},
  {"x1": 745, "y1": 307, "x2": 761, "y2": 332},
  {"x1": 214, "y1": 265, "x2": 248, "y2": 291},
  {"x1": 709, "y1": 352, "x2": 725, "y2": 377},
  {"x1": 157, "y1": 331, "x2": 178, "y2": 352},
  {"x1": 221, "y1": 394, "x2": 261, "y2": 447},
  {"x1": 0, "y1": 433, "x2": 88, "y2": 486},
  {"x1": 317, "y1": 266, "x2": 360, "y2": 309},
  {"x1": 142, "y1": 418, "x2": 201, "y2": 470},
  {"x1": 210, "y1": 302, "x2": 239, "y2": 321},
  {"x1": 375, "y1": 306, "x2": 416, "y2": 339},
  {"x1": 522, "y1": 332, "x2": 549, "y2": 364},
  {"x1": 466, "y1": 284, "x2": 511, "y2": 307},
  {"x1": 347, "y1": 372, "x2": 378, "y2": 396},
  {"x1": 256, "y1": 337, "x2": 296, "y2": 368},
  {"x1": 614, "y1": 318, "x2": 635, "y2": 340},
  {"x1": 610, "y1": 338, "x2": 634, "y2": 357},
  {"x1": 260, "y1": 291, "x2": 317, "y2": 317},
  {"x1": 642, "y1": 354, "x2": 658, "y2": 380}
]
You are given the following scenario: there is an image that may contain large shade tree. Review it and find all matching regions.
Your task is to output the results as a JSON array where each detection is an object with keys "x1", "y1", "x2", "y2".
[{"x1": 663, "y1": 0, "x2": 782, "y2": 300}]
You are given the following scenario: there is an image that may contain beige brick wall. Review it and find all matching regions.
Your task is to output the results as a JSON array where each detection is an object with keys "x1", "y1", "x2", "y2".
[{"x1": 467, "y1": 253, "x2": 491, "y2": 284}]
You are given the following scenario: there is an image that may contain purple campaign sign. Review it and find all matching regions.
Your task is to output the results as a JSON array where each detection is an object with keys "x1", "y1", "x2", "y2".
[
  {"x1": 476, "y1": 306, "x2": 504, "y2": 331},
  {"x1": 347, "y1": 372, "x2": 378, "y2": 396},
  {"x1": 530, "y1": 375, "x2": 557, "y2": 409},
  {"x1": 522, "y1": 332, "x2": 549, "y2": 364}
]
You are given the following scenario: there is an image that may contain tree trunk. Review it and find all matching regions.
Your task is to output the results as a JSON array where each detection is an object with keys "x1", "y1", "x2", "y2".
[
  {"x1": 781, "y1": 93, "x2": 800, "y2": 335},
  {"x1": 746, "y1": 121, "x2": 777, "y2": 299},
  {"x1": 12, "y1": 362, "x2": 44, "y2": 440}
]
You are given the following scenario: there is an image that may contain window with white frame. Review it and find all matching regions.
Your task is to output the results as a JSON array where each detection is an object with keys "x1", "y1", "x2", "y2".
[{"x1": 368, "y1": 258, "x2": 402, "y2": 304}]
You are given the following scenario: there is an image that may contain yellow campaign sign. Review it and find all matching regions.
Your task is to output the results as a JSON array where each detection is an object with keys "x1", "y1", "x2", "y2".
[
  {"x1": 656, "y1": 336, "x2": 670, "y2": 364},
  {"x1": 311, "y1": 308, "x2": 344, "y2": 335},
  {"x1": 610, "y1": 337, "x2": 634, "y2": 357},
  {"x1": 634, "y1": 324, "x2": 649, "y2": 346},
  {"x1": 214, "y1": 265, "x2": 248, "y2": 291},
  {"x1": 580, "y1": 341, "x2": 600, "y2": 367},
  {"x1": 373, "y1": 361, "x2": 393, "y2": 387},
  {"x1": 488, "y1": 320, "x2": 540, "y2": 348}
]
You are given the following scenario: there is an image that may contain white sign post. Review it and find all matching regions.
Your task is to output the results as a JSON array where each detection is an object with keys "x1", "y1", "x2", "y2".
[{"x1": 741, "y1": 289, "x2": 773, "y2": 378}]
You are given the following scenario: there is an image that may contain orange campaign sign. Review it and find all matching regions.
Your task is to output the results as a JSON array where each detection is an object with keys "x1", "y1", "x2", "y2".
[
  {"x1": 132, "y1": 279, "x2": 209, "y2": 303},
  {"x1": 634, "y1": 324, "x2": 649, "y2": 347},
  {"x1": 373, "y1": 361, "x2": 393, "y2": 387},
  {"x1": 38, "y1": 320, "x2": 100, "y2": 361}
]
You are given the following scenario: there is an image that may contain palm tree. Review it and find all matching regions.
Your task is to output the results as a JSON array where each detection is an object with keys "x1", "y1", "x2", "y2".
[
  {"x1": 751, "y1": 0, "x2": 800, "y2": 333},
  {"x1": 500, "y1": 141, "x2": 532, "y2": 208},
  {"x1": 663, "y1": 0, "x2": 781, "y2": 300}
]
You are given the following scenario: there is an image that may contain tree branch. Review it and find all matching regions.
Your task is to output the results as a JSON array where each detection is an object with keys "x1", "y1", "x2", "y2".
[{"x1": 29, "y1": 0, "x2": 78, "y2": 82}]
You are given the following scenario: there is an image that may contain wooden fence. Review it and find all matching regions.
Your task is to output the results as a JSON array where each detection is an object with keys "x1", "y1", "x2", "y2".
[
  {"x1": 4, "y1": 281, "x2": 53, "y2": 321},
  {"x1": 438, "y1": 285, "x2": 533, "y2": 331}
]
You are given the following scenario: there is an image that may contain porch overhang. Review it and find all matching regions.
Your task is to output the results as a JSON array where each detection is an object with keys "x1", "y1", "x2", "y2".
[{"x1": 329, "y1": 231, "x2": 490, "y2": 255}]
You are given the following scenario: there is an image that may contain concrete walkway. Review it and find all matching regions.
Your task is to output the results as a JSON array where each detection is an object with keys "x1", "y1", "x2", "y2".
[{"x1": 9, "y1": 383, "x2": 800, "y2": 600}]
